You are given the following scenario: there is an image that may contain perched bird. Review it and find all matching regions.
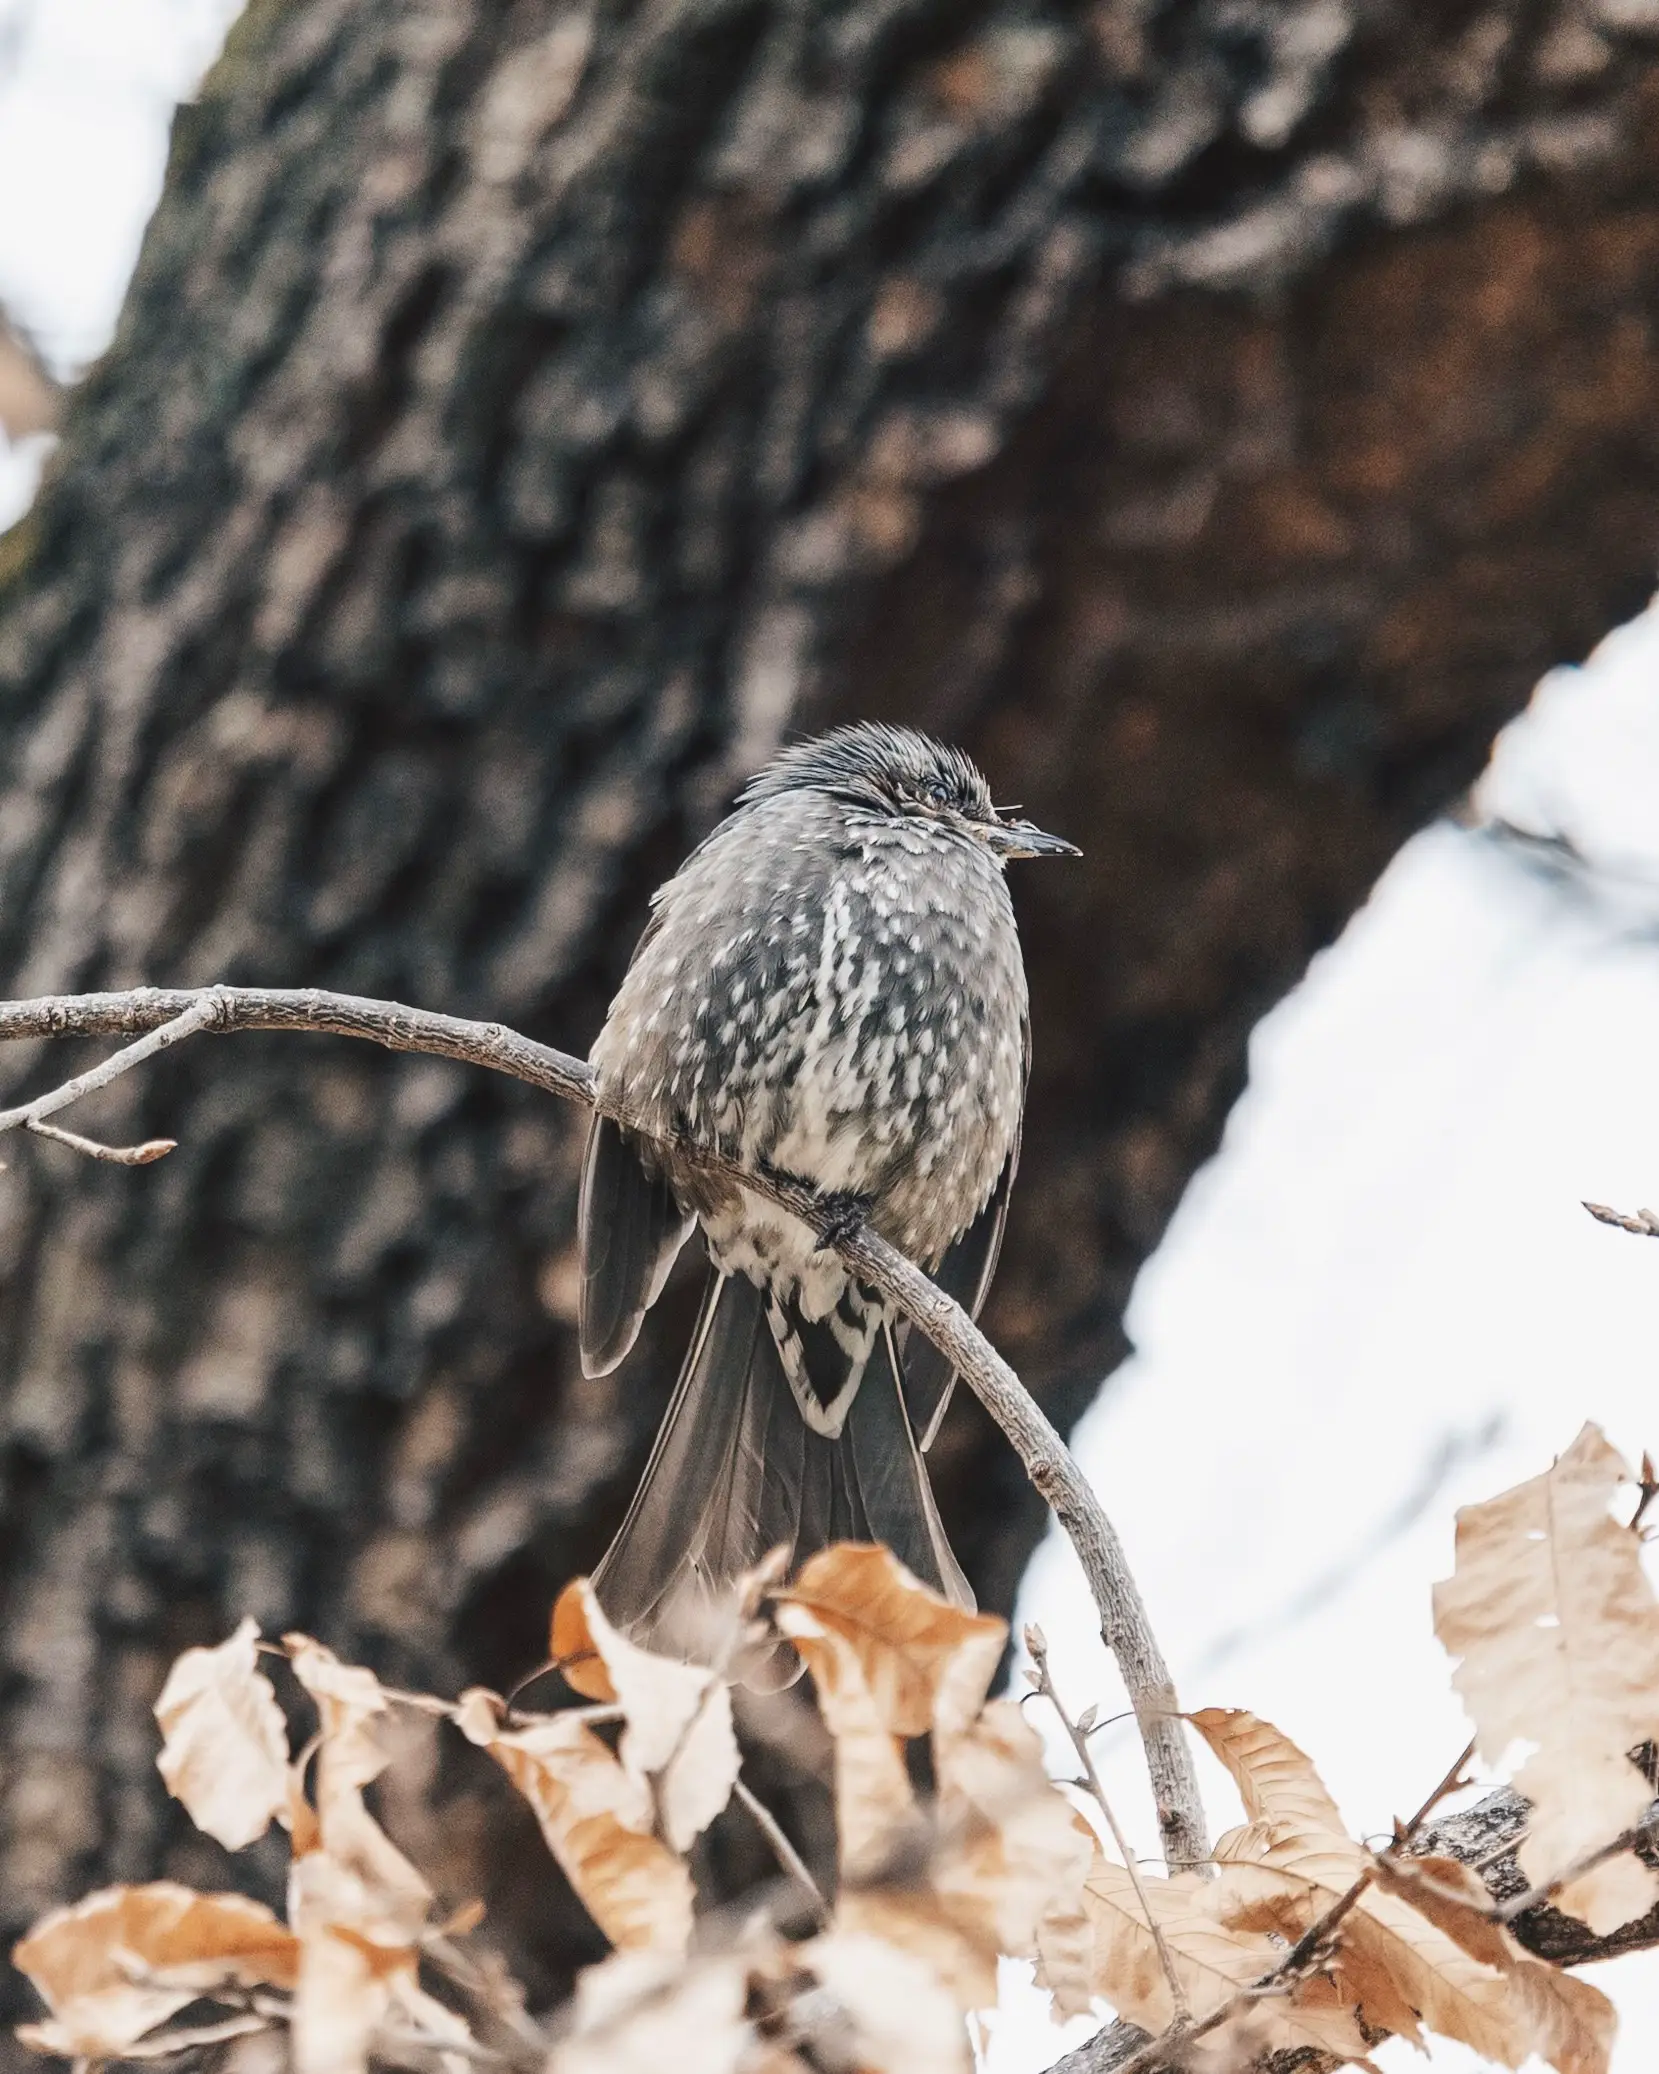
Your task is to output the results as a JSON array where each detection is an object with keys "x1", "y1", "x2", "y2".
[{"x1": 579, "y1": 722, "x2": 1077, "y2": 1656}]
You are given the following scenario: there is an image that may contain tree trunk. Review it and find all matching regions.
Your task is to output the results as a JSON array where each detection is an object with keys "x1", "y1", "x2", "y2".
[{"x1": 2, "y1": 0, "x2": 1659, "y2": 2018}]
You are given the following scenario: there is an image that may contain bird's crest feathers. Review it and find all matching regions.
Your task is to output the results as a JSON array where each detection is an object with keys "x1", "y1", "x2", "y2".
[{"x1": 738, "y1": 721, "x2": 996, "y2": 823}]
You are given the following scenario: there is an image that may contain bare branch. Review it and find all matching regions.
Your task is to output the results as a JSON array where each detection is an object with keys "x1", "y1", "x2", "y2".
[
  {"x1": 1582, "y1": 1200, "x2": 1659, "y2": 1237},
  {"x1": 24, "y1": 1118, "x2": 177, "y2": 1165},
  {"x1": 734, "y1": 1776, "x2": 828, "y2": 1922},
  {"x1": 0, "y1": 982, "x2": 1209, "y2": 1873},
  {"x1": 0, "y1": 994, "x2": 220, "y2": 1135}
]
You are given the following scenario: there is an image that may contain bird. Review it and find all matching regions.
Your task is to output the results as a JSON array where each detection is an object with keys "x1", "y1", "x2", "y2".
[{"x1": 578, "y1": 722, "x2": 1078, "y2": 1661}]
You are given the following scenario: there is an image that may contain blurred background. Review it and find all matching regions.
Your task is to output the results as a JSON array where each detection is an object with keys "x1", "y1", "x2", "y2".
[{"x1": 3, "y1": 2, "x2": 1659, "y2": 2068}]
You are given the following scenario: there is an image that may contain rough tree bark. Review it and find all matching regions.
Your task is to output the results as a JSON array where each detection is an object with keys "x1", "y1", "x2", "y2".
[{"x1": 2, "y1": 0, "x2": 1659, "y2": 2023}]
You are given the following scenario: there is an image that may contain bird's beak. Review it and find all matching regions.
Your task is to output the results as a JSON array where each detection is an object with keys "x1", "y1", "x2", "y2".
[{"x1": 986, "y1": 817, "x2": 1081, "y2": 860}]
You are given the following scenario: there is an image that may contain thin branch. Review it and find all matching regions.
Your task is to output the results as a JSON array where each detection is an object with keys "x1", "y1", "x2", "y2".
[
  {"x1": 0, "y1": 983, "x2": 1210, "y2": 1875},
  {"x1": 734, "y1": 1776, "x2": 828, "y2": 1922},
  {"x1": 1395, "y1": 1736, "x2": 1478, "y2": 1843},
  {"x1": 25, "y1": 1117, "x2": 176, "y2": 1164},
  {"x1": 1582, "y1": 1200, "x2": 1659, "y2": 1237},
  {"x1": 1025, "y1": 1624, "x2": 1188, "y2": 2021},
  {"x1": 0, "y1": 994, "x2": 218, "y2": 1133},
  {"x1": 1099, "y1": 1978, "x2": 1294, "y2": 2074}
]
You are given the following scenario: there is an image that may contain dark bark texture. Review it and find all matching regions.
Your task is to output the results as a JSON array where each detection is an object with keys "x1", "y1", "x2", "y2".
[{"x1": 3, "y1": 0, "x2": 1659, "y2": 2020}]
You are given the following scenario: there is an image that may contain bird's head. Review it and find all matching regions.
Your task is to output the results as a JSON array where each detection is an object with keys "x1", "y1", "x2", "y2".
[{"x1": 740, "y1": 722, "x2": 1079, "y2": 862}]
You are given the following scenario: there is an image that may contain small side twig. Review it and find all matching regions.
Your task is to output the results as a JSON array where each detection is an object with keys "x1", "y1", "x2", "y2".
[
  {"x1": 1026, "y1": 1623, "x2": 1188, "y2": 2022},
  {"x1": 1632, "y1": 1451, "x2": 1659, "y2": 1536},
  {"x1": 0, "y1": 994, "x2": 217, "y2": 1139},
  {"x1": 25, "y1": 1117, "x2": 176, "y2": 1164},
  {"x1": 1582, "y1": 1200, "x2": 1659, "y2": 1237},
  {"x1": 734, "y1": 1777, "x2": 828, "y2": 1922}
]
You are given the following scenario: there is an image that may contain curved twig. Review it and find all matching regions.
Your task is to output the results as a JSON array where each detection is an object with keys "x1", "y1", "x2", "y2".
[{"x1": 0, "y1": 982, "x2": 1209, "y2": 1872}]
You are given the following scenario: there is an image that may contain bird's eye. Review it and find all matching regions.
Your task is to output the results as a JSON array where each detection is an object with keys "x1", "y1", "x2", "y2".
[{"x1": 922, "y1": 779, "x2": 951, "y2": 808}]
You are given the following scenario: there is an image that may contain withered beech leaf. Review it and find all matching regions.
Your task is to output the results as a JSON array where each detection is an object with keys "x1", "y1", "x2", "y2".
[
  {"x1": 283, "y1": 1635, "x2": 431, "y2": 1934},
  {"x1": 1226, "y1": 1852, "x2": 1597, "y2": 2072},
  {"x1": 551, "y1": 1580, "x2": 617, "y2": 1704},
  {"x1": 457, "y1": 1702, "x2": 694, "y2": 1953},
  {"x1": 785, "y1": 1544, "x2": 1006, "y2": 1737},
  {"x1": 829, "y1": 1704, "x2": 1097, "y2": 2017},
  {"x1": 1371, "y1": 1856, "x2": 1613, "y2": 2074},
  {"x1": 557, "y1": 1581, "x2": 739, "y2": 1854},
  {"x1": 13, "y1": 1882, "x2": 298, "y2": 2061},
  {"x1": 836, "y1": 1884, "x2": 1000, "y2": 2013},
  {"x1": 284, "y1": 1636, "x2": 392, "y2": 1796},
  {"x1": 932, "y1": 1699, "x2": 1095, "y2": 1998},
  {"x1": 1190, "y1": 1707, "x2": 1596, "y2": 2070},
  {"x1": 772, "y1": 1598, "x2": 917, "y2": 1880},
  {"x1": 1212, "y1": 1820, "x2": 1275, "y2": 1864},
  {"x1": 1433, "y1": 1422, "x2": 1659, "y2": 1934},
  {"x1": 287, "y1": 1850, "x2": 416, "y2": 2074},
  {"x1": 1187, "y1": 1707, "x2": 1348, "y2": 1841},
  {"x1": 153, "y1": 1617, "x2": 290, "y2": 1850},
  {"x1": 1083, "y1": 1859, "x2": 1369, "y2": 2066}
]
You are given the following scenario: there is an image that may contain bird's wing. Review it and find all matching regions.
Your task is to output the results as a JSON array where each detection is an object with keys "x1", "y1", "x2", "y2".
[
  {"x1": 901, "y1": 1014, "x2": 1029, "y2": 1449},
  {"x1": 578, "y1": 1113, "x2": 693, "y2": 1377}
]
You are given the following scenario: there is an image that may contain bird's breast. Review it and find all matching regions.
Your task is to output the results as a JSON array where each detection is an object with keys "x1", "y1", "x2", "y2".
[{"x1": 592, "y1": 814, "x2": 1026, "y2": 1273}]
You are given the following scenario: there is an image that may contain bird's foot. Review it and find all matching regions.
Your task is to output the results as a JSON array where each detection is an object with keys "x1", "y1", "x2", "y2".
[{"x1": 812, "y1": 1189, "x2": 875, "y2": 1252}]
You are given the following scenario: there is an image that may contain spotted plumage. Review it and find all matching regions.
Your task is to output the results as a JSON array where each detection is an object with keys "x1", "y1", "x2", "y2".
[{"x1": 580, "y1": 722, "x2": 1077, "y2": 1662}]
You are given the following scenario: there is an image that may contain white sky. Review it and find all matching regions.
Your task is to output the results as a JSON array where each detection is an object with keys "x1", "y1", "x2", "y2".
[{"x1": 6, "y1": 10, "x2": 1659, "y2": 2071}]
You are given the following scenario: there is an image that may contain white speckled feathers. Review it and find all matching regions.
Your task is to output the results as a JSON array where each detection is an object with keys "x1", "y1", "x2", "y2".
[
  {"x1": 590, "y1": 783, "x2": 1027, "y2": 1293},
  {"x1": 578, "y1": 724, "x2": 1060, "y2": 1649}
]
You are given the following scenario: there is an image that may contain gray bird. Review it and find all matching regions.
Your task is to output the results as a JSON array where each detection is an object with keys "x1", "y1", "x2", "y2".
[{"x1": 579, "y1": 722, "x2": 1077, "y2": 1656}]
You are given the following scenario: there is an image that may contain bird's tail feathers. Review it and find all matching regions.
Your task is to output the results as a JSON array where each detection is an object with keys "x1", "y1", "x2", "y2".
[{"x1": 592, "y1": 1271, "x2": 971, "y2": 1678}]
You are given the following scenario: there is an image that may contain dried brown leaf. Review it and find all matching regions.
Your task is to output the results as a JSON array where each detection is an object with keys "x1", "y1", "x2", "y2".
[
  {"x1": 551, "y1": 1580, "x2": 617, "y2": 1703},
  {"x1": 784, "y1": 1544, "x2": 1006, "y2": 1736},
  {"x1": 827, "y1": 1709, "x2": 1096, "y2": 2017},
  {"x1": 1433, "y1": 1424, "x2": 1659, "y2": 1933},
  {"x1": 287, "y1": 1851, "x2": 414, "y2": 2074},
  {"x1": 1192, "y1": 1709, "x2": 1599, "y2": 2071},
  {"x1": 285, "y1": 1635, "x2": 392, "y2": 1797},
  {"x1": 835, "y1": 1884, "x2": 997, "y2": 2010},
  {"x1": 13, "y1": 1883, "x2": 297, "y2": 2060},
  {"x1": 1371, "y1": 1856, "x2": 1614, "y2": 2074},
  {"x1": 556, "y1": 1581, "x2": 739, "y2": 1852},
  {"x1": 1188, "y1": 1706, "x2": 1348, "y2": 1840},
  {"x1": 1083, "y1": 1859, "x2": 1369, "y2": 2065},
  {"x1": 771, "y1": 1598, "x2": 917, "y2": 1879},
  {"x1": 71, "y1": 2011, "x2": 271, "y2": 2060},
  {"x1": 1212, "y1": 1820, "x2": 1276, "y2": 1863},
  {"x1": 457, "y1": 1696, "x2": 694, "y2": 1952},
  {"x1": 284, "y1": 1637, "x2": 430, "y2": 1935},
  {"x1": 154, "y1": 1618, "x2": 290, "y2": 1850},
  {"x1": 933, "y1": 1699, "x2": 1095, "y2": 1998}
]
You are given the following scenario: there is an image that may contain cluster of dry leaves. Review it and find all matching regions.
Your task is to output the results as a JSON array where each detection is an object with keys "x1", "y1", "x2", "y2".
[{"x1": 11, "y1": 1423, "x2": 1659, "y2": 2074}]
